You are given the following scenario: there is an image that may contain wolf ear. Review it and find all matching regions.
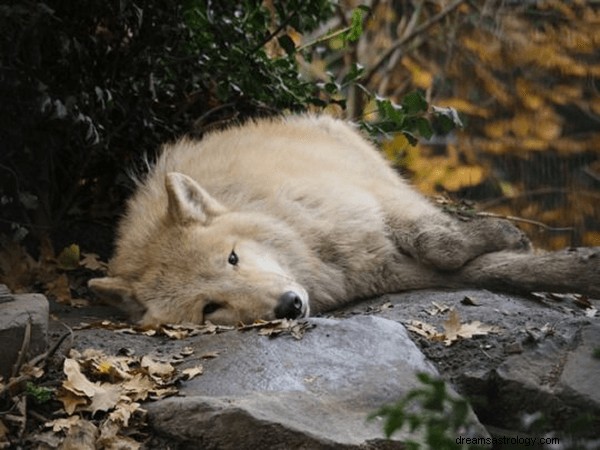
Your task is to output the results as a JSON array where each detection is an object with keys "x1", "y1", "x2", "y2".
[
  {"x1": 88, "y1": 276, "x2": 147, "y2": 321},
  {"x1": 165, "y1": 172, "x2": 227, "y2": 225}
]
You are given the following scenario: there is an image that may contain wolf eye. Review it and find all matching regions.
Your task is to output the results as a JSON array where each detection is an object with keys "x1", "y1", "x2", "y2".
[
  {"x1": 203, "y1": 302, "x2": 221, "y2": 315},
  {"x1": 228, "y1": 250, "x2": 238, "y2": 266}
]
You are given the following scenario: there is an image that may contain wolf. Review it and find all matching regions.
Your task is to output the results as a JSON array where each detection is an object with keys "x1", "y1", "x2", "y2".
[{"x1": 89, "y1": 115, "x2": 600, "y2": 325}]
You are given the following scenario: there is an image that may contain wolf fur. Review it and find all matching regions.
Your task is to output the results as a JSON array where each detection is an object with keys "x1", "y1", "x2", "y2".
[{"x1": 89, "y1": 115, "x2": 600, "y2": 325}]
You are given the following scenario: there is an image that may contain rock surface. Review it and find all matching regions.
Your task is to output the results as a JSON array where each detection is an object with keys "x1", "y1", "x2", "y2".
[
  {"x1": 49, "y1": 288, "x2": 599, "y2": 447},
  {"x1": 71, "y1": 315, "x2": 486, "y2": 449},
  {"x1": 336, "y1": 289, "x2": 600, "y2": 437},
  {"x1": 155, "y1": 316, "x2": 488, "y2": 449},
  {"x1": 0, "y1": 285, "x2": 49, "y2": 379}
]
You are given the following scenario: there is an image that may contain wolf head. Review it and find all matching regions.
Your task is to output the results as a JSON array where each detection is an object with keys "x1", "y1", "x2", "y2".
[{"x1": 89, "y1": 172, "x2": 310, "y2": 326}]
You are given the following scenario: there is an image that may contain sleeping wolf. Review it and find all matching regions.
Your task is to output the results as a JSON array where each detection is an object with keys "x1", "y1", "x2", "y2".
[{"x1": 89, "y1": 115, "x2": 599, "y2": 325}]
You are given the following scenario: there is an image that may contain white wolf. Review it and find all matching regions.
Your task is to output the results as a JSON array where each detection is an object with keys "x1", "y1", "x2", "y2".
[{"x1": 89, "y1": 115, "x2": 599, "y2": 325}]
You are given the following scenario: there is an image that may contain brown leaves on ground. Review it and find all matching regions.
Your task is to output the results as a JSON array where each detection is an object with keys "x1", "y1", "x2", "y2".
[
  {"x1": 80, "y1": 318, "x2": 316, "y2": 341},
  {"x1": 406, "y1": 308, "x2": 501, "y2": 346},
  {"x1": 2, "y1": 346, "x2": 203, "y2": 449},
  {"x1": 0, "y1": 238, "x2": 108, "y2": 307},
  {"x1": 238, "y1": 318, "x2": 316, "y2": 340}
]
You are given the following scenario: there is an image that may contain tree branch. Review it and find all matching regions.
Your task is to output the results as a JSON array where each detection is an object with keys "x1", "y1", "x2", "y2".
[{"x1": 363, "y1": 0, "x2": 466, "y2": 85}]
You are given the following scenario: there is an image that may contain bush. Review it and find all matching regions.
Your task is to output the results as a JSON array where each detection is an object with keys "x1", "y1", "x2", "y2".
[{"x1": 0, "y1": 0, "x2": 334, "y2": 245}]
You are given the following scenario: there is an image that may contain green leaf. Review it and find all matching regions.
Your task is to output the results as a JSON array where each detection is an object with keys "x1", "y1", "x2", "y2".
[
  {"x1": 344, "y1": 6, "x2": 369, "y2": 42},
  {"x1": 402, "y1": 90, "x2": 429, "y2": 115},
  {"x1": 341, "y1": 63, "x2": 365, "y2": 85},
  {"x1": 415, "y1": 117, "x2": 434, "y2": 139},
  {"x1": 57, "y1": 243, "x2": 80, "y2": 270},
  {"x1": 376, "y1": 98, "x2": 405, "y2": 127}
]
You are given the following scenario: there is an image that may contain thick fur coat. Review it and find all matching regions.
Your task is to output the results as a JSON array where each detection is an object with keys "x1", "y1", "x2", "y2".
[{"x1": 89, "y1": 115, "x2": 599, "y2": 325}]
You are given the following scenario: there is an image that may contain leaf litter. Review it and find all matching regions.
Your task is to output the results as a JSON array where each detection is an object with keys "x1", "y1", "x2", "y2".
[
  {"x1": 1, "y1": 313, "x2": 314, "y2": 448},
  {"x1": 406, "y1": 308, "x2": 501, "y2": 346}
]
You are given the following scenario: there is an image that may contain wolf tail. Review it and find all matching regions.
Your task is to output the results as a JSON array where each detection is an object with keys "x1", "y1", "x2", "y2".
[{"x1": 454, "y1": 247, "x2": 600, "y2": 298}]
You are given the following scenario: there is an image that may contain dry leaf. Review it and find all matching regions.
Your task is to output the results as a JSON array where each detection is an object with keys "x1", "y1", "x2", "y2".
[
  {"x1": 239, "y1": 319, "x2": 315, "y2": 339},
  {"x1": 405, "y1": 320, "x2": 443, "y2": 340},
  {"x1": 88, "y1": 383, "x2": 122, "y2": 414},
  {"x1": 60, "y1": 418, "x2": 97, "y2": 450},
  {"x1": 63, "y1": 359, "x2": 99, "y2": 397},
  {"x1": 443, "y1": 309, "x2": 501, "y2": 346},
  {"x1": 80, "y1": 252, "x2": 108, "y2": 272},
  {"x1": 57, "y1": 389, "x2": 89, "y2": 415},
  {"x1": 46, "y1": 273, "x2": 73, "y2": 304},
  {"x1": 121, "y1": 374, "x2": 155, "y2": 402},
  {"x1": 425, "y1": 301, "x2": 450, "y2": 316},
  {"x1": 46, "y1": 415, "x2": 83, "y2": 433},
  {"x1": 108, "y1": 401, "x2": 142, "y2": 427},
  {"x1": 140, "y1": 356, "x2": 175, "y2": 380},
  {"x1": 182, "y1": 366, "x2": 204, "y2": 380}
]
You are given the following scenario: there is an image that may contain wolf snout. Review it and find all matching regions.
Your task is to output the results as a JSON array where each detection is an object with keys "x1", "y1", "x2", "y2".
[{"x1": 275, "y1": 291, "x2": 305, "y2": 320}]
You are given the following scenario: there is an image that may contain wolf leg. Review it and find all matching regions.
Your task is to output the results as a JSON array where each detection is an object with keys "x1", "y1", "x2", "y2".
[{"x1": 386, "y1": 209, "x2": 531, "y2": 271}]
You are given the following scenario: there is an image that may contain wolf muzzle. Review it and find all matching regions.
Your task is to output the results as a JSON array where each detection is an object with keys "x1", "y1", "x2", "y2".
[{"x1": 275, "y1": 291, "x2": 305, "y2": 320}]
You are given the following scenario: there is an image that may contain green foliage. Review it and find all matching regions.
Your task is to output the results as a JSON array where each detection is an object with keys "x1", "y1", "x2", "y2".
[
  {"x1": 358, "y1": 92, "x2": 461, "y2": 144},
  {"x1": 0, "y1": 0, "x2": 334, "y2": 240},
  {"x1": 370, "y1": 372, "x2": 484, "y2": 450},
  {"x1": 25, "y1": 381, "x2": 52, "y2": 404},
  {"x1": 0, "y1": 1, "x2": 459, "y2": 246}
]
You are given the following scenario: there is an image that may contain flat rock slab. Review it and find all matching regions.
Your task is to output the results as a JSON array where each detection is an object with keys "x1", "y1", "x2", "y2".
[
  {"x1": 69, "y1": 314, "x2": 486, "y2": 449},
  {"x1": 0, "y1": 287, "x2": 49, "y2": 379},
  {"x1": 146, "y1": 315, "x2": 485, "y2": 449}
]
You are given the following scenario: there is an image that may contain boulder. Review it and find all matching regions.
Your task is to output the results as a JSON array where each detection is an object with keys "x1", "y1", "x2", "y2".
[
  {"x1": 337, "y1": 289, "x2": 600, "y2": 436},
  {"x1": 0, "y1": 285, "x2": 49, "y2": 380},
  {"x1": 71, "y1": 315, "x2": 487, "y2": 449}
]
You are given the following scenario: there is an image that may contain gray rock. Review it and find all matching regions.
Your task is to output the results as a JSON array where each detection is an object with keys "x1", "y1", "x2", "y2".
[
  {"x1": 0, "y1": 287, "x2": 49, "y2": 379},
  {"x1": 336, "y1": 290, "x2": 600, "y2": 435},
  {"x1": 145, "y1": 316, "x2": 486, "y2": 449},
  {"x1": 59, "y1": 288, "x2": 599, "y2": 445}
]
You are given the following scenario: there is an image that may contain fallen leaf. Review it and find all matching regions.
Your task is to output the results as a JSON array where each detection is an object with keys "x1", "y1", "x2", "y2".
[
  {"x1": 200, "y1": 351, "x2": 220, "y2": 359},
  {"x1": 140, "y1": 356, "x2": 175, "y2": 380},
  {"x1": 45, "y1": 415, "x2": 83, "y2": 433},
  {"x1": 443, "y1": 309, "x2": 501, "y2": 346},
  {"x1": 57, "y1": 389, "x2": 89, "y2": 415},
  {"x1": 80, "y1": 252, "x2": 108, "y2": 272},
  {"x1": 121, "y1": 373, "x2": 155, "y2": 402},
  {"x1": 57, "y1": 244, "x2": 80, "y2": 270},
  {"x1": 238, "y1": 319, "x2": 315, "y2": 339},
  {"x1": 108, "y1": 401, "x2": 142, "y2": 427},
  {"x1": 60, "y1": 418, "x2": 97, "y2": 450},
  {"x1": 0, "y1": 239, "x2": 39, "y2": 292},
  {"x1": 63, "y1": 359, "x2": 99, "y2": 397},
  {"x1": 88, "y1": 383, "x2": 122, "y2": 415},
  {"x1": 425, "y1": 301, "x2": 451, "y2": 316},
  {"x1": 46, "y1": 273, "x2": 73, "y2": 304},
  {"x1": 182, "y1": 366, "x2": 204, "y2": 380},
  {"x1": 405, "y1": 320, "x2": 443, "y2": 340}
]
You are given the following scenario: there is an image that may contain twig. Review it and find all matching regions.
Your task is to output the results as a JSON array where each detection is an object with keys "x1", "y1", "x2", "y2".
[
  {"x1": 363, "y1": 0, "x2": 466, "y2": 85},
  {"x1": 11, "y1": 320, "x2": 32, "y2": 379},
  {"x1": 0, "y1": 326, "x2": 73, "y2": 399},
  {"x1": 478, "y1": 188, "x2": 600, "y2": 209},
  {"x1": 250, "y1": 10, "x2": 298, "y2": 54},
  {"x1": 476, "y1": 211, "x2": 574, "y2": 232}
]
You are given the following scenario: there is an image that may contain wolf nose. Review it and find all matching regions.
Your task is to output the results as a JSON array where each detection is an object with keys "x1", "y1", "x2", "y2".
[{"x1": 275, "y1": 291, "x2": 304, "y2": 319}]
